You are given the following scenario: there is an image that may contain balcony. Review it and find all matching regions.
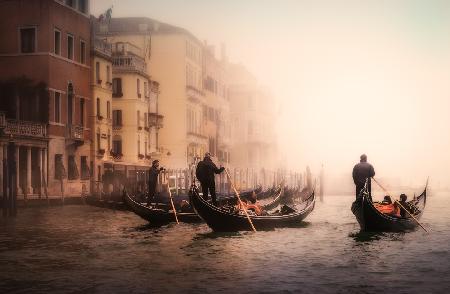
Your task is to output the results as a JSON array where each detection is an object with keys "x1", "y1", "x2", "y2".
[
  {"x1": 186, "y1": 85, "x2": 205, "y2": 104},
  {"x1": 112, "y1": 54, "x2": 148, "y2": 78},
  {"x1": 67, "y1": 125, "x2": 84, "y2": 141},
  {"x1": 0, "y1": 115, "x2": 47, "y2": 139},
  {"x1": 92, "y1": 38, "x2": 112, "y2": 58},
  {"x1": 112, "y1": 42, "x2": 143, "y2": 57},
  {"x1": 148, "y1": 113, "x2": 164, "y2": 129},
  {"x1": 112, "y1": 124, "x2": 122, "y2": 131},
  {"x1": 110, "y1": 150, "x2": 123, "y2": 161}
]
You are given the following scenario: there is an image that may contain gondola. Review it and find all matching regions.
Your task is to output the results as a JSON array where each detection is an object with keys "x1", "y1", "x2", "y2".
[
  {"x1": 123, "y1": 190, "x2": 202, "y2": 224},
  {"x1": 189, "y1": 184, "x2": 316, "y2": 232},
  {"x1": 352, "y1": 179, "x2": 427, "y2": 232}
]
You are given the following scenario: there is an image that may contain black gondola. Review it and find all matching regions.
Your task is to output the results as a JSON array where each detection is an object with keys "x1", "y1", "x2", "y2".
[
  {"x1": 189, "y1": 184, "x2": 316, "y2": 232},
  {"x1": 352, "y1": 179, "x2": 427, "y2": 232},
  {"x1": 123, "y1": 190, "x2": 202, "y2": 224}
]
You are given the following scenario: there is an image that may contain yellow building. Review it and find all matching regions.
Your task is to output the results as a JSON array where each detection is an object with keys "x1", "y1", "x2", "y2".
[
  {"x1": 109, "y1": 41, "x2": 155, "y2": 186},
  {"x1": 90, "y1": 36, "x2": 113, "y2": 196},
  {"x1": 99, "y1": 17, "x2": 232, "y2": 168}
]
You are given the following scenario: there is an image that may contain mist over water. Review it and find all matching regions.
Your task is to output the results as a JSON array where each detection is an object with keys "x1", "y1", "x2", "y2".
[{"x1": 94, "y1": 0, "x2": 450, "y2": 188}]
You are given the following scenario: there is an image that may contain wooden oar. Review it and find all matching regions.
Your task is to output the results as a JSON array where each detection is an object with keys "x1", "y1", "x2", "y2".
[
  {"x1": 372, "y1": 177, "x2": 428, "y2": 232},
  {"x1": 164, "y1": 173, "x2": 179, "y2": 224},
  {"x1": 225, "y1": 169, "x2": 257, "y2": 232}
]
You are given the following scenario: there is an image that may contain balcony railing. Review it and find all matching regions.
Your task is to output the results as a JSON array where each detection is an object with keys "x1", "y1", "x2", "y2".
[
  {"x1": 93, "y1": 38, "x2": 112, "y2": 57},
  {"x1": 112, "y1": 55, "x2": 148, "y2": 76},
  {"x1": 148, "y1": 113, "x2": 164, "y2": 128},
  {"x1": 67, "y1": 125, "x2": 84, "y2": 141},
  {"x1": 1, "y1": 117, "x2": 47, "y2": 138},
  {"x1": 186, "y1": 85, "x2": 205, "y2": 103}
]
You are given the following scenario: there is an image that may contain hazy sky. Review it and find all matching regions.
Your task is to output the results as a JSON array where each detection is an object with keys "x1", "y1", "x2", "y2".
[{"x1": 92, "y1": 0, "x2": 450, "y2": 187}]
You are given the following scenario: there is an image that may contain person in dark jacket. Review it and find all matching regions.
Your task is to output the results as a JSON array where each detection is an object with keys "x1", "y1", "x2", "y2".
[
  {"x1": 147, "y1": 160, "x2": 164, "y2": 206},
  {"x1": 352, "y1": 154, "x2": 375, "y2": 199},
  {"x1": 196, "y1": 152, "x2": 225, "y2": 206}
]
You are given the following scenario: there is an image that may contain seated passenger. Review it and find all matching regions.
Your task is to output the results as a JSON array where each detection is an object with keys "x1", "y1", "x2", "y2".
[
  {"x1": 374, "y1": 195, "x2": 400, "y2": 216},
  {"x1": 398, "y1": 193, "x2": 412, "y2": 218},
  {"x1": 236, "y1": 198, "x2": 263, "y2": 216},
  {"x1": 381, "y1": 195, "x2": 393, "y2": 205}
]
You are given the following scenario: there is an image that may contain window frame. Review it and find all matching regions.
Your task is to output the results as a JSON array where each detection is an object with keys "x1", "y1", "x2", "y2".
[
  {"x1": 80, "y1": 39, "x2": 86, "y2": 64},
  {"x1": 19, "y1": 26, "x2": 37, "y2": 54},
  {"x1": 54, "y1": 91, "x2": 62, "y2": 123},
  {"x1": 67, "y1": 33, "x2": 74, "y2": 60},
  {"x1": 54, "y1": 28, "x2": 61, "y2": 55}
]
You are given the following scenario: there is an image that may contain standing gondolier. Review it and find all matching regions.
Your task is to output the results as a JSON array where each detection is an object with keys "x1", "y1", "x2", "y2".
[
  {"x1": 352, "y1": 154, "x2": 375, "y2": 199},
  {"x1": 147, "y1": 160, "x2": 164, "y2": 206},
  {"x1": 196, "y1": 152, "x2": 225, "y2": 206}
]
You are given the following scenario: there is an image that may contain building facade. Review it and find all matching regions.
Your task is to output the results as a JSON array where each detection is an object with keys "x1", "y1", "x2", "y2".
[
  {"x1": 90, "y1": 33, "x2": 113, "y2": 196},
  {"x1": 227, "y1": 63, "x2": 278, "y2": 170},
  {"x1": 0, "y1": 0, "x2": 92, "y2": 200},
  {"x1": 98, "y1": 18, "x2": 232, "y2": 169}
]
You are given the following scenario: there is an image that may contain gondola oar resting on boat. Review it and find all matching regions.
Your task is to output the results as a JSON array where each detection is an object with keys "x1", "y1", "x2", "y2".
[
  {"x1": 166, "y1": 183, "x2": 179, "y2": 224},
  {"x1": 372, "y1": 177, "x2": 428, "y2": 232},
  {"x1": 352, "y1": 178, "x2": 427, "y2": 232},
  {"x1": 225, "y1": 168, "x2": 257, "y2": 232}
]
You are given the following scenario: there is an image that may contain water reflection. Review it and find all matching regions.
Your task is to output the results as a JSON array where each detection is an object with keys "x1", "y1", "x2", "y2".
[{"x1": 0, "y1": 194, "x2": 448, "y2": 293}]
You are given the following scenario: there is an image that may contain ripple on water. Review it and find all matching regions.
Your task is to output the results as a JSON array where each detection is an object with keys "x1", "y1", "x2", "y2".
[{"x1": 0, "y1": 196, "x2": 450, "y2": 293}]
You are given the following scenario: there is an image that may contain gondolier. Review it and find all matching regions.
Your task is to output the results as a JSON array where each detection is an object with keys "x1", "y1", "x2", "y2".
[
  {"x1": 147, "y1": 160, "x2": 164, "y2": 206},
  {"x1": 352, "y1": 154, "x2": 375, "y2": 199},
  {"x1": 195, "y1": 152, "x2": 224, "y2": 206}
]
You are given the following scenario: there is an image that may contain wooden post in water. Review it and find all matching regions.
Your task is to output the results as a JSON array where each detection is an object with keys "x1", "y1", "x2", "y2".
[{"x1": 2, "y1": 144, "x2": 8, "y2": 217}]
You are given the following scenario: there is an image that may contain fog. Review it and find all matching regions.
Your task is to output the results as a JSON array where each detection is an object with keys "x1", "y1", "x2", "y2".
[{"x1": 93, "y1": 0, "x2": 450, "y2": 189}]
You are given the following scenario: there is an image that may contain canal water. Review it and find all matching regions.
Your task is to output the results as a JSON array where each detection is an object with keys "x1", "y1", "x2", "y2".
[{"x1": 1, "y1": 193, "x2": 449, "y2": 293}]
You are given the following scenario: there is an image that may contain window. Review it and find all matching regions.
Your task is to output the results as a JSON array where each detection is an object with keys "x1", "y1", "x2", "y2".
[
  {"x1": 144, "y1": 141, "x2": 147, "y2": 156},
  {"x1": 112, "y1": 78, "x2": 122, "y2": 97},
  {"x1": 112, "y1": 138, "x2": 122, "y2": 154},
  {"x1": 78, "y1": 0, "x2": 87, "y2": 13},
  {"x1": 106, "y1": 65, "x2": 111, "y2": 83},
  {"x1": 96, "y1": 98, "x2": 101, "y2": 117},
  {"x1": 66, "y1": 0, "x2": 75, "y2": 8},
  {"x1": 107, "y1": 101, "x2": 111, "y2": 119},
  {"x1": 80, "y1": 40, "x2": 86, "y2": 64},
  {"x1": 137, "y1": 110, "x2": 140, "y2": 127},
  {"x1": 112, "y1": 110, "x2": 122, "y2": 126},
  {"x1": 54, "y1": 154, "x2": 66, "y2": 180},
  {"x1": 54, "y1": 29, "x2": 61, "y2": 55},
  {"x1": 80, "y1": 98, "x2": 85, "y2": 126},
  {"x1": 67, "y1": 34, "x2": 74, "y2": 60},
  {"x1": 137, "y1": 136, "x2": 140, "y2": 155},
  {"x1": 144, "y1": 113, "x2": 148, "y2": 127},
  {"x1": 80, "y1": 157, "x2": 90, "y2": 180},
  {"x1": 95, "y1": 62, "x2": 100, "y2": 82},
  {"x1": 107, "y1": 130, "x2": 111, "y2": 151},
  {"x1": 96, "y1": 131, "x2": 101, "y2": 150},
  {"x1": 68, "y1": 155, "x2": 79, "y2": 180},
  {"x1": 144, "y1": 81, "x2": 148, "y2": 97},
  {"x1": 137, "y1": 79, "x2": 141, "y2": 97},
  {"x1": 54, "y1": 92, "x2": 61, "y2": 123},
  {"x1": 67, "y1": 83, "x2": 73, "y2": 125},
  {"x1": 20, "y1": 27, "x2": 36, "y2": 53}
]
